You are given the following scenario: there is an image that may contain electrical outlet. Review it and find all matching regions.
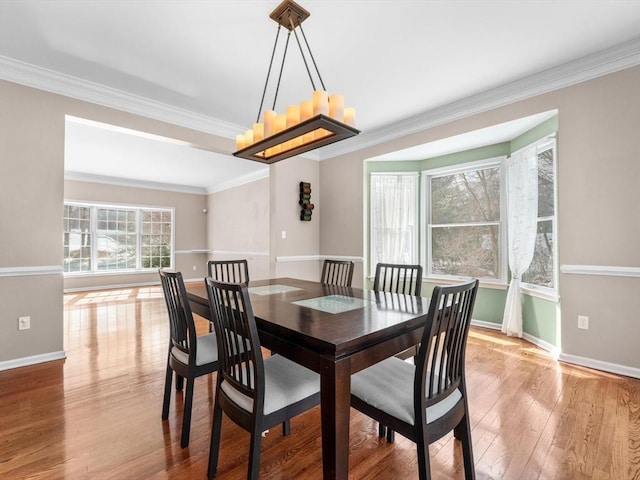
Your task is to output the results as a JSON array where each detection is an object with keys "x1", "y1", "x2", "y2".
[
  {"x1": 18, "y1": 316, "x2": 31, "y2": 330},
  {"x1": 193, "y1": 265, "x2": 197, "y2": 271},
  {"x1": 578, "y1": 315, "x2": 589, "y2": 330}
]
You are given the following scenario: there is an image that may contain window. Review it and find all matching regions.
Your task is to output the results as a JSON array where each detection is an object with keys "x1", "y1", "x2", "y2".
[
  {"x1": 522, "y1": 138, "x2": 557, "y2": 290},
  {"x1": 426, "y1": 159, "x2": 505, "y2": 282},
  {"x1": 370, "y1": 173, "x2": 419, "y2": 275},
  {"x1": 63, "y1": 204, "x2": 92, "y2": 272},
  {"x1": 63, "y1": 202, "x2": 173, "y2": 274}
]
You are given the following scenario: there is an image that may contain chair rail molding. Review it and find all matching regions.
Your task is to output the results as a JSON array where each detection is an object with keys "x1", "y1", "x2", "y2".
[
  {"x1": 560, "y1": 265, "x2": 640, "y2": 278},
  {"x1": 0, "y1": 266, "x2": 63, "y2": 277},
  {"x1": 276, "y1": 255, "x2": 364, "y2": 263}
]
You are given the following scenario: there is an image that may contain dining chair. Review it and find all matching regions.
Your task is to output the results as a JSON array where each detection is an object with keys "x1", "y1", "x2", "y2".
[
  {"x1": 205, "y1": 278, "x2": 321, "y2": 480},
  {"x1": 351, "y1": 279, "x2": 479, "y2": 480},
  {"x1": 207, "y1": 259, "x2": 250, "y2": 283},
  {"x1": 320, "y1": 259, "x2": 355, "y2": 287},
  {"x1": 159, "y1": 269, "x2": 219, "y2": 448},
  {"x1": 373, "y1": 261, "x2": 425, "y2": 441}
]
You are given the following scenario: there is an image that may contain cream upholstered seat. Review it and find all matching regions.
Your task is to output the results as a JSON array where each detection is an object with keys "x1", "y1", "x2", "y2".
[
  {"x1": 205, "y1": 278, "x2": 320, "y2": 480},
  {"x1": 351, "y1": 279, "x2": 479, "y2": 480}
]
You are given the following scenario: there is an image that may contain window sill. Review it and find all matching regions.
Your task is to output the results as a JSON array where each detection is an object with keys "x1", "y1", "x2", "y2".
[
  {"x1": 64, "y1": 269, "x2": 162, "y2": 278},
  {"x1": 520, "y1": 285, "x2": 559, "y2": 302},
  {"x1": 423, "y1": 276, "x2": 508, "y2": 290}
]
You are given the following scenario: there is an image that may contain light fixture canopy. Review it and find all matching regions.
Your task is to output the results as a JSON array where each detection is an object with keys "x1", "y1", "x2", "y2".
[{"x1": 233, "y1": 0, "x2": 360, "y2": 164}]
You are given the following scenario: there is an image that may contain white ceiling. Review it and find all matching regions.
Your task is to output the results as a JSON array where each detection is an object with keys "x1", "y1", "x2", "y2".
[{"x1": 1, "y1": 1, "x2": 639, "y2": 192}]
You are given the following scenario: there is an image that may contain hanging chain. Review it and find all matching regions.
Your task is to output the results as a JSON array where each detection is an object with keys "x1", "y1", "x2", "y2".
[
  {"x1": 256, "y1": 24, "x2": 282, "y2": 123},
  {"x1": 298, "y1": 20, "x2": 326, "y2": 92},
  {"x1": 272, "y1": 29, "x2": 291, "y2": 112},
  {"x1": 289, "y1": 16, "x2": 316, "y2": 92}
]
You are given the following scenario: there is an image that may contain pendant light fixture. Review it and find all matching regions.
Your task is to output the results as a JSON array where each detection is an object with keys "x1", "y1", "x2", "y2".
[{"x1": 233, "y1": 0, "x2": 360, "y2": 164}]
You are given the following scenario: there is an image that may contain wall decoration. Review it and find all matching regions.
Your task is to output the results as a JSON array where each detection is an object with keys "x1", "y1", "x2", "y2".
[{"x1": 299, "y1": 181, "x2": 314, "y2": 221}]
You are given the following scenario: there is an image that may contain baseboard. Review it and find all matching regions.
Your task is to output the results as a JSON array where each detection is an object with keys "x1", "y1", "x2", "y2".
[
  {"x1": 558, "y1": 353, "x2": 640, "y2": 379},
  {"x1": 471, "y1": 319, "x2": 638, "y2": 378},
  {"x1": 0, "y1": 350, "x2": 66, "y2": 372},
  {"x1": 523, "y1": 333, "x2": 561, "y2": 359}
]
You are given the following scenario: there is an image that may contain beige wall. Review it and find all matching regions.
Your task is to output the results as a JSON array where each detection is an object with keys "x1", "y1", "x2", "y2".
[
  {"x1": 270, "y1": 156, "x2": 321, "y2": 281},
  {"x1": 64, "y1": 179, "x2": 208, "y2": 290},
  {"x1": 319, "y1": 66, "x2": 640, "y2": 371},
  {"x1": 2, "y1": 66, "x2": 639, "y2": 373},
  {"x1": 0, "y1": 79, "x2": 231, "y2": 365},
  {"x1": 208, "y1": 177, "x2": 270, "y2": 280}
]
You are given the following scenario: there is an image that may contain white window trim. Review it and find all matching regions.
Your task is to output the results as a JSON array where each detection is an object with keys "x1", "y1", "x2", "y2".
[
  {"x1": 422, "y1": 156, "x2": 507, "y2": 283},
  {"x1": 63, "y1": 200, "x2": 175, "y2": 276},
  {"x1": 519, "y1": 135, "x2": 558, "y2": 297}
]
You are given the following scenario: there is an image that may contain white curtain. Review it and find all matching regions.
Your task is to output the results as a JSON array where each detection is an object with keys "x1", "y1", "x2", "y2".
[
  {"x1": 502, "y1": 147, "x2": 538, "y2": 337},
  {"x1": 370, "y1": 174, "x2": 417, "y2": 270}
]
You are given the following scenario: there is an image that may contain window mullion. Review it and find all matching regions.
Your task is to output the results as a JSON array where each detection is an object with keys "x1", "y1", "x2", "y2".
[{"x1": 136, "y1": 209, "x2": 141, "y2": 271}]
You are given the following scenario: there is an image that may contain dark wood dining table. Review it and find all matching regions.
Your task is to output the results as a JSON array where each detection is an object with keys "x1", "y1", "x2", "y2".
[{"x1": 186, "y1": 277, "x2": 429, "y2": 480}]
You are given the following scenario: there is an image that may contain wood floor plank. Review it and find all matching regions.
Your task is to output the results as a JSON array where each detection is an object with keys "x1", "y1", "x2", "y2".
[{"x1": 1, "y1": 286, "x2": 638, "y2": 480}]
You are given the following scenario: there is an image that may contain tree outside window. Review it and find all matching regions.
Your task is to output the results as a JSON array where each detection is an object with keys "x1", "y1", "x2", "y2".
[
  {"x1": 429, "y1": 163, "x2": 503, "y2": 281},
  {"x1": 522, "y1": 141, "x2": 556, "y2": 289}
]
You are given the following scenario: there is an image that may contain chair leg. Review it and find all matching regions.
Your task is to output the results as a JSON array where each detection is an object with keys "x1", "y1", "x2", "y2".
[
  {"x1": 378, "y1": 423, "x2": 386, "y2": 437},
  {"x1": 416, "y1": 433, "x2": 432, "y2": 480},
  {"x1": 386, "y1": 428, "x2": 395, "y2": 443},
  {"x1": 247, "y1": 427, "x2": 263, "y2": 480},
  {"x1": 282, "y1": 420, "x2": 291, "y2": 436},
  {"x1": 176, "y1": 374, "x2": 184, "y2": 392},
  {"x1": 455, "y1": 413, "x2": 476, "y2": 479},
  {"x1": 162, "y1": 364, "x2": 173, "y2": 420},
  {"x1": 207, "y1": 400, "x2": 224, "y2": 479},
  {"x1": 180, "y1": 377, "x2": 195, "y2": 448}
]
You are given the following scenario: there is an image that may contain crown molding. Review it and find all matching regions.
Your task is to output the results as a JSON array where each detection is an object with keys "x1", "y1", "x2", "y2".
[
  {"x1": 318, "y1": 38, "x2": 640, "y2": 160},
  {"x1": 0, "y1": 56, "x2": 243, "y2": 138},
  {"x1": 2, "y1": 38, "x2": 639, "y2": 160},
  {"x1": 64, "y1": 171, "x2": 208, "y2": 195},
  {"x1": 207, "y1": 168, "x2": 270, "y2": 194}
]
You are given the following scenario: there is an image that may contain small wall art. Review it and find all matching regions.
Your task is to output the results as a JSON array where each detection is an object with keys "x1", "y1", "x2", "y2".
[{"x1": 299, "y1": 181, "x2": 314, "y2": 221}]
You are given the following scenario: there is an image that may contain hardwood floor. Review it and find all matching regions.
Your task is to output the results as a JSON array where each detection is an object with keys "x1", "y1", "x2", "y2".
[{"x1": 0, "y1": 286, "x2": 638, "y2": 479}]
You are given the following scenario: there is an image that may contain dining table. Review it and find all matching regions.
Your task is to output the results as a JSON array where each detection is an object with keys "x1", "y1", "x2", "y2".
[{"x1": 186, "y1": 277, "x2": 429, "y2": 480}]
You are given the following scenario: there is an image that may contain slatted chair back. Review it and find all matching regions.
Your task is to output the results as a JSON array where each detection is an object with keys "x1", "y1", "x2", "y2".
[
  {"x1": 373, "y1": 263, "x2": 423, "y2": 296},
  {"x1": 206, "y1": 279, "x2": 264, "y2": 415},
  {"x1": 207, "y1": 259, "x2": 250, "y2": 284},
  {"x1": 416, "y1": 279, "x2": 479, "y2": 423},
  {"x1": 159, "y1": 270, "x2": 197, "y2": 364},
  {"x1": 321, "y1": 259, "x2": 355, "y2": 287}
]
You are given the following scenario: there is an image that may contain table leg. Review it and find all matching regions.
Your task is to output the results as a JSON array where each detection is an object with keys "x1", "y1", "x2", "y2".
[{"x1": 320, "y1": 356, "x2": 351, "y2": 480}]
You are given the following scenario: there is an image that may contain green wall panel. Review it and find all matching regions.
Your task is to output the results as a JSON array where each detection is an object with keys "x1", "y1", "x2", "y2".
[{"x1": 522, "y1": 294, "x2": 559, "y2": 345}]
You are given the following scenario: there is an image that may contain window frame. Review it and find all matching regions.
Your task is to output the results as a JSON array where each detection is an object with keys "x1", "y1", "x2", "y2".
[
  {"x1": 422, "y1": 156, "x2": 508, "y2": 285},
  {"x1": 63, "y1": 200, "x2": 175, "y2": 276},
  {"x1": 520, "y1": 136, "x2": 558, "y2": 300}
]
